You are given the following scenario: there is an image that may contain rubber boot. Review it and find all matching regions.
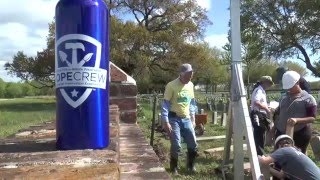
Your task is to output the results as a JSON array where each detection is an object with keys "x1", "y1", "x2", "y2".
[
  {"x1": 187, "y1": 150, "x2": 197, "y2": 172},
  {"x1": 170, "y1": 156, "x2": 179, "y2": 175}
]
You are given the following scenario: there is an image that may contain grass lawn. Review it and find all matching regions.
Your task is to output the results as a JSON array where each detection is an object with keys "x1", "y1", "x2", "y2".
[
  {"x1": 0, "y1": 97, "x2": 55, "y2": 138},
  {"x1": 137, "y1": 100, "x2": 320, "y2": 179},
  {"x1": 138, "y1": 102, "x2": 229, "y2": 179}
]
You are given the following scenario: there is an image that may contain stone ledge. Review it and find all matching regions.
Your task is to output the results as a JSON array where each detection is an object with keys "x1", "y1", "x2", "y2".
[
  {"x1": 121, "y1": 171, "x2": 170, "y2": 180},
  {"x1": 0, "y1": 163, "x2": 119, "y2": 180},
  {"x1": 119, "y1": 123, "x2": 171, "y2": 180},
  {"x1": 0, "y1": 138, "x2": 119, "y2": 179},
  {"x1": 0, "y1": 113, "x2": 120, "y2": 179},
  {"x1": 0, "y1": 148, "x2": 118, "y2": 165}
]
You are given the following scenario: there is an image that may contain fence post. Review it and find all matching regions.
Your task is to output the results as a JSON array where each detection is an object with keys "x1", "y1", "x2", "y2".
[
  {"x1": 212, "y1": 111, "x2": 218, "y2": 124},
  {"x1": 221, "y1": 113, "x2": 227, "y2": 127},
  {"x1": 150, "y1": 94, "x2": 157, "y2": 146},
  {"x1": 149, "y1": 97, "x2": 153, "y2": 107},
  {"x1": 157, "y1": 113, "x2": 161, "y2": 125}
]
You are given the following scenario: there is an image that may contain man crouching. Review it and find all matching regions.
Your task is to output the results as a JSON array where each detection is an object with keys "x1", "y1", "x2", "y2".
[{"x1": 259, "y1": 135, "x2": 320, "y2": 179}]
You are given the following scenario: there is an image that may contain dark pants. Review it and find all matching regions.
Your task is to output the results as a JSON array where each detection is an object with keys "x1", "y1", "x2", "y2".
[
  {"x1": 275, "y1": 125, "x2": 312, "y2": 154},
  {"x1": 250, "y1": 111, "x2": 266, "y2": 156},
  {"x1": 253, "y1": 126, "x2": 265, "y2": 155}
]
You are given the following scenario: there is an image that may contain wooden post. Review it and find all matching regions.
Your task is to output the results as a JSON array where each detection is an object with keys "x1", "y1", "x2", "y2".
[
  {"x1": 265, "y1": 110, "x2": 275, "y2": 146},
  {"x1": 229, "y1": 0, "x2": 263, "y2": 178},
  {"x1": 150, "y1": 94, "x2": 157, "y2": 146},
  {"x1": 310, "y1": 136, "x2": 320, "y2": 160},
  {"x1": 286, "y1": 124, "x2": 294, "y2": 138},
  {"x1": 157, "y1": 113, "x2": 161, "y2": 125},
  {"x1": 221, "y1": 113, "x2": 227, "y2": 127},
  {"x1": 149, "y1": 97, "x2": 153, "y2": 107},
  {"x1": 212, "y1": 111, "x2": 218, "y2": 124},
  {"x1": 223, "y1": 102, "x2": 233, "y2": 165}
]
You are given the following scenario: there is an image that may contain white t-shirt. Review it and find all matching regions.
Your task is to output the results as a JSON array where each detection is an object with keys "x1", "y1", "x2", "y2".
[{"x1": 250, "y1": 85, "x2": 267, "y2": 113}]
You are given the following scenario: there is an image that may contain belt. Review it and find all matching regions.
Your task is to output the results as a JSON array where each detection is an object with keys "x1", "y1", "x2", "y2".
[{"x1": 168, "y1": 111, "x2": 187, "y2": 118}]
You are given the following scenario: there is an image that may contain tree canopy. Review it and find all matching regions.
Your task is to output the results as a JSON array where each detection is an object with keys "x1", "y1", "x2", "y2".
[
  {"x1": 5, "y1": 0, "x2": 231, "y2": 93},
  {"x1": 5, "y1": 23, "x2": 55, "y2": 88},
  {"x1": 5, "y1": 0, "x2": 313, "y2": 92},
  {"x1": 241, "y1": 0, "x2": 320, "y2": 77}
]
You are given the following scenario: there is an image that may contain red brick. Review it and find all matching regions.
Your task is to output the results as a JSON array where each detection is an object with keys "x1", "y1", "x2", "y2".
[
  {"x1": 109, "y1": 84, "x2": 120, "y2": 97},
  {"x1": 110, "y1": 98, "x2": 137, "y2": 111},
  {"x1": 109, "y1": 137, "x2": 119, "y2": 152},
  {"x1": 120, "y1": 111, "x2": 137, "y2": 123},
  {"x1": 119, "y1": 84, "x2": 137, "y2": 97},
  {"x1": 110, "y1": 63, "x2": 127, "y2": 82},
  {"x1": 110, "y1": 114, "x2": 120, "y2": 123},
  {"x1": 109, "y1": 104, "x2": 119, "y2": 111},
  {"x1": 110, "y1": 125, "x2": 119, "y2": 138}
]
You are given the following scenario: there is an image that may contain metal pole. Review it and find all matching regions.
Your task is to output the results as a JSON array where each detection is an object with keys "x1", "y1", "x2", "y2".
[
  {"x1": 230, "y1": 0, "x2": 263, "y2": 179},
  {"x1": 150, "y1": 94, "x2": 157, "y2": 146}
]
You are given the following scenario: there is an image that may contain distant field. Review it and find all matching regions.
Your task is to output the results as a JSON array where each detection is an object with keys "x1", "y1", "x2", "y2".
[{"x1": 0, "y1": 97, "x2": 56, "y2": 138}]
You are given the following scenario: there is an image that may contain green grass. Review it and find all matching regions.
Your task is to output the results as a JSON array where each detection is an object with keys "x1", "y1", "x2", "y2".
[
  {"x1": 137, "y1": 102, "x2": 228, "y2": 179},
  {"x1": 137, "y1": 101, "x2": 320, "y2": 179},
  {"x1": 0, "y1": 97, "x2": 55, "y2": 138}
]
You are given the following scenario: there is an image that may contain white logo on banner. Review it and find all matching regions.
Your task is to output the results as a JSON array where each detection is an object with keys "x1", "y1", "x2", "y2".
[{"x1": 55, "y1": 34, "x2": 107, "y2": 108}]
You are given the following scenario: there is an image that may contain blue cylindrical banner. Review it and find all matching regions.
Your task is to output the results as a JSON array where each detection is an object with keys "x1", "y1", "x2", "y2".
[{"x1": 55, "y1": 0, "x2": 109, "y2": 150}]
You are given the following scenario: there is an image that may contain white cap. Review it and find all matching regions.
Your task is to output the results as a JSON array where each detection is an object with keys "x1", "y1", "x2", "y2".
[
  {"x1": 275, "y1": 135, "x2": 294, "y2": 147},
  {"x1": 179, "y1": 63, "x2": 193, "y2": 73},
  {"x1": 282, "y1": 71, "x2": 300, "y2": 89}
]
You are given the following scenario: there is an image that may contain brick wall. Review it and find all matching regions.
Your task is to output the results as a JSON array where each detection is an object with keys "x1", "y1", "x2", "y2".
[{"x1": 110, "y1": 62, "x2": 137, "y2": 123}]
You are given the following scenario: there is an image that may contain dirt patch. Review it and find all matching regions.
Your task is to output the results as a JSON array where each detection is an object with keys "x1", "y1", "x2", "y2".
[
  {"x1": 0, "y1": 164, "x2": 119, "y2": 180},
  {"x1": 153, "y1": 142, "x2": 167, "y2": 163}
]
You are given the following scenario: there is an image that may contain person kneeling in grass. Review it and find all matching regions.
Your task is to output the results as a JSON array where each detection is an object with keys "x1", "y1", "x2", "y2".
[{"x1": 258, "y1": 135, "x2": 320, "y2": 180}]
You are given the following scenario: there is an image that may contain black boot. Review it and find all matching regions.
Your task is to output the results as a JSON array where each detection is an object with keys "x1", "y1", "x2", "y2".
[
  {"x1": 170, "y1": 156, "x2": 179, "y2": 175},
  {"x1": 187, "y1": 150, "x2": 197, "y2": 172}
]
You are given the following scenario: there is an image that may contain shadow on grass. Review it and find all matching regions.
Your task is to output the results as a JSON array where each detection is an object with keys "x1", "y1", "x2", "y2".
[{"x1": 0, "y1": 102, "x2": 55, "y2": 112}]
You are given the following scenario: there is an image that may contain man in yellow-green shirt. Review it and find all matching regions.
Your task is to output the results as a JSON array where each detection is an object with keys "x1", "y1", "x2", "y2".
[{"x1": 161, "y1": 63, "x2": 198, "y2": 175}]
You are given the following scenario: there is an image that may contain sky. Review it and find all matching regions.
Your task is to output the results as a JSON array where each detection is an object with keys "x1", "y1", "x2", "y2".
[{"x1": 0, "y1": 0, "x2": 317, "y2": 82}]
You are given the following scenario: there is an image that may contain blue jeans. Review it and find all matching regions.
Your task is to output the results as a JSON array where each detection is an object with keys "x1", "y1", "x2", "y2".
[{"x1": 169, "y1": 117, "x2": 197, "y2": 159}]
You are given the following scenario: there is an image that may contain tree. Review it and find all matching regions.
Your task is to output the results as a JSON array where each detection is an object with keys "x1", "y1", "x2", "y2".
[
  {"x1": 191, "y1": 44, "x2": 229, "y2": 93},
  {"x1": 5, "y1": 83, "x2": 23, "y2": 98},
  {"x1": 0, "y1": 78, "x2": 6, "y2": 98},
  {"x1": 281, "y1": 61, "x2": 308, "y2": 76},
  {"x1": 246, "y1": 60, "x2": 278, "y2": 83},
  {"x1": 5, "y1": 1, "x2": 213, "y2": 91},
  {"x1": 21, "y1": 83, "x2": 36, "y2": 96},
  {"x1": 5, "y1": 23, "x2": 55, "y2": 88},
  {"x1": 111, "y1": 0, "x2": 211, "y2": 75},
  {"x1": 309, "y1": 81, "x2": 320, "y2": 90},
  {"x1": 223, "y1": 25, "x2": 265, "y2": 86},
  {"x1": 223, "y1": 38, "x2": 278, "y2": 88},
  {"x1": 241, "y1": 0, "x2": 320, "y2": 77}
]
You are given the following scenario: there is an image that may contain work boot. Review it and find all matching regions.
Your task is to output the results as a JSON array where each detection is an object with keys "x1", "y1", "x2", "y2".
[
  {"x1": 187, "y1": 150, "x2": 197, "y2": 172},
  {"x1": 170, "y1": 156, "x2": 179, "y2": 175}
]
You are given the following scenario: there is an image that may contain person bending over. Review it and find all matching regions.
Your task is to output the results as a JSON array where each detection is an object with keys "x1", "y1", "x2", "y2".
[{"x1": 259, "y1": 135, "x2": 320, "y2": 180}]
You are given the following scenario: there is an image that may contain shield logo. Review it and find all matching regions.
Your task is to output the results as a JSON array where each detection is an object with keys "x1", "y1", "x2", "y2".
[{"x1": 55, "y1": 34, "x2": 105, "y2": 108}]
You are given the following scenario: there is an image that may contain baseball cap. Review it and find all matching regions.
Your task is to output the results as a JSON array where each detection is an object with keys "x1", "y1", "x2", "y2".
[
  {"x1": 180, "y1": 63, "x2": 193, "y2": 73},
  {"x1": 282, "y1": 71, "x2": 300, "y2": 89},
  {"x1": 260, "y1": 76, "x2": 274, "y2": 85},
  {"x1": 275, "y1": 135, "x2": 294, "y2": 147}
]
